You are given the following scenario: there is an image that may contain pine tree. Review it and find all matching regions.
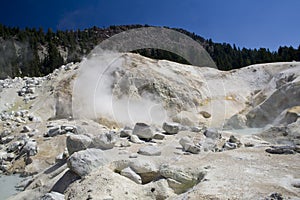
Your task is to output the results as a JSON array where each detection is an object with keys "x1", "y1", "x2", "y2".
[{"x1": 42, "y1": 41, "x2": 64, "y2": 74}]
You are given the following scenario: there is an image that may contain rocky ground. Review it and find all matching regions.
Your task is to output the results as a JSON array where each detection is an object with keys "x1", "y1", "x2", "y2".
[{"x1": 0, "y1": 53, "x2": 299, "y2": 200}]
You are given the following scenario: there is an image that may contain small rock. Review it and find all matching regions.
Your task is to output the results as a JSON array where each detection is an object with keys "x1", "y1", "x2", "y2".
[
  {"x1": 130, "y1": 135, "x2": 144, "y2": 144},
  {"x1": 129, "y1": 153, "x2": 138, "y2": 158},
  {"x1": 120, "y1": 167, "x2": 142, "y2": 184},
  {"x1": 244, "y1": 143, "x2": 254, "y2": 147},
  {"x1": 55, "y1": 153, "x2": 66, "y2": 162},
  {"x1": 61, "y1": 125, "x2": 76, "y2": 133},
  {"x1": 21, "y1": 125, "x2": 31, "y2": 133},
  {"x1": 1, "y1": 135, "x2": 14, "y2": 144},
  {"x1": 153, "y1": 133, "x2": 165, "y2": 140},
  {"x1": 41, "y1": 191, "x2": 65, "y2": 200},
  {"x1": 159, "y1": 164, "x2": 204, "y2": 194},
  {"x1": 20, "y1": 140, "x2": 38, "y2": 156},
  {"x1": 1, "y1": 130, "x2": 11, "y2": 137},
  {"x1": 179, "y1": 136, "x2": 200, "y2": 154},
  {"x1": 28, "y1": 114, "x2": 35, "y2": 121},
  {"x1": 265, "y1": 146, "x2": 298, "y2": 154},
  {"x1": 229, "y1": 135, "x2": 242, "y2": 147},
  {"x1": 120, "y1": 140, "x2": 131, "y2": 147},
  {"x1": 129, "y1": 159, "x2": 159, "y2": 183},
  {"x1": 66, "y1": 134, "x2": 92, "y2": 155},
  {"x1": 223, "y1": 142, "x2": 237, "y2": 150},
  {"x1": 292, "y1": 180, "x2": 300, "y2": 188},
  {"x1": 132, "y1": 123, "x2": 154, "y2": 140},
  {"x1": 28, "y1": 129, "x2": 38, "y2": 137},
  {"x1": 264, "y1": 192, "x2": 283, "y2": 200},
  {"x1": 138, "y1": 146, "x2": 161, "y2": 156},
  {"x1": 200, "y1": 138, "x2": 218, "y2": 152},
  {"x1": 7, "y1": 141, "x2": 21, "y2": 152},
  {"x1": 199, "y1": 111, "x2": 211, "y2": 118},
  {"x1": 6, "y1": 152, "x2": 15, "y2": 161},
  {"x1": 162, "y1": 122, "x2": 179, "y2": 134},
  {"x1": 45, "y1": 126, "x2": 61, "y2": 137},
  {"x1": 120, "y1": 127, "x2": 132, "y2": 138},
  {"x1": 229, "y1": 135, "x2": 239, "y2": 143},
  {"x1": 204, "y1": 128, "x2": 221, "y2": 140},
  {"x1": 15, "y1": 117, "x2": 25, "y2": 124},
  {"x1": 179, "y1": 136, "x2": 193, "y2": 150},
  {"x1": 190, "y1": 126, "x2": 202, "y2": 132}
]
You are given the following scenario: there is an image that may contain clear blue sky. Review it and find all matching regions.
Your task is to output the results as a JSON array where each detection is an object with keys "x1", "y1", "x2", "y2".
[{"x1": 1, "y1": 0, "x2": 299, "y2": 51}]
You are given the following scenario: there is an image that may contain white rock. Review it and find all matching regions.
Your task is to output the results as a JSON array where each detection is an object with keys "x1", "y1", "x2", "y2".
[
  {"x1": 120, "y1": 167, "x2": 142, "y2": 184},
  {"x1": 132, "y1": 123, "x2": 154, "y2": 140},
  {"x1": 223, "y1": 142, "x2": 238, "y2": 150},
  {"x1": 41, "y1": 191, "x2": 64, "y2": 200},
  {"x1": 138, "y1": 146, "x2": 162, "y2": 156},
  {"x1": 7, "y1": 141, "x2": 21, "y2": 152},
  {"x1": 130, "y1": 135, "x2": 144, "y2": 144},
  {"x1": 1, "y1": 135, "x2": 14, "y2": 144},
  {"x1": 129, "y1": 159, "x2": 158, "y2": 174},
  {"x1": 67, "y1": 148, "x2": 109, "y2": 177}
]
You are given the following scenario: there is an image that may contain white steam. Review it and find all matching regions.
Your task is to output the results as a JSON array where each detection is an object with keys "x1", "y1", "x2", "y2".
[{"x1": 72, "y1": 50, "x2": 168, "y2": 126}]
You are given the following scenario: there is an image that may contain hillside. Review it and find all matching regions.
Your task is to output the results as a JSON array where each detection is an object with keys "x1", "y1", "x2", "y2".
[
  {"x1": 0, "y1": 52, "x2": 299, "y2": 199},
  {"x1": 0, "y1": 24, "x2": 300, "y2": 79}
]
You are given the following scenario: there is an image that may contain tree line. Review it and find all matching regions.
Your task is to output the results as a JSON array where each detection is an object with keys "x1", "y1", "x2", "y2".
[{"x1": 0, "y1": 24, "x2": 299, "y2": 79}]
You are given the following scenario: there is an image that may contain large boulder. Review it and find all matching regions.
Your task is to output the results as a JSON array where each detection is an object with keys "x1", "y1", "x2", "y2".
[
  {"x1": 67, "y1": 149, "x2": 109, "y2": 177},
  {"x1": 66, "y1": 134, "x2": 92, "y2": 155},
  {"x1": 138, "y1": 146, "x2": 162, "y2": 156},
  {"x1": 159, "y1": 164, "x2": 205, "y2": 194},
  {"x1": 132, "y1": 123, "x2": 154, "y2": 140},
  {"x1": 129, "y1": 159, "x2": 159, "y2": 184},
  {"x1": 162, "y1": 122, "x2": 180, "y2": 134},
  {"x1": 90, "y1": 131, "x2": 118, "y2": 150}
]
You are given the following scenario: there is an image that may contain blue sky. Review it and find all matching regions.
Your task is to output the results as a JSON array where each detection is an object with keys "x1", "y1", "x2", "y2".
[{"x1": 1, "y1": 0, "x2": 299, "y2": 50}]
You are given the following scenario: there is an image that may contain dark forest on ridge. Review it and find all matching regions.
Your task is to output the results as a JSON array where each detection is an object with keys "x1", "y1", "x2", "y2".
[{"x1": 0, "y1": 24, "x2": 299, "y2": 79}]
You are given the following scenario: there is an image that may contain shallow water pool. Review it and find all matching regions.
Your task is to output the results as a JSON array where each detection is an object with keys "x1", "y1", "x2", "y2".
[{"x1": 0, "y1": 174, "x2": 23, "y2": 199}]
